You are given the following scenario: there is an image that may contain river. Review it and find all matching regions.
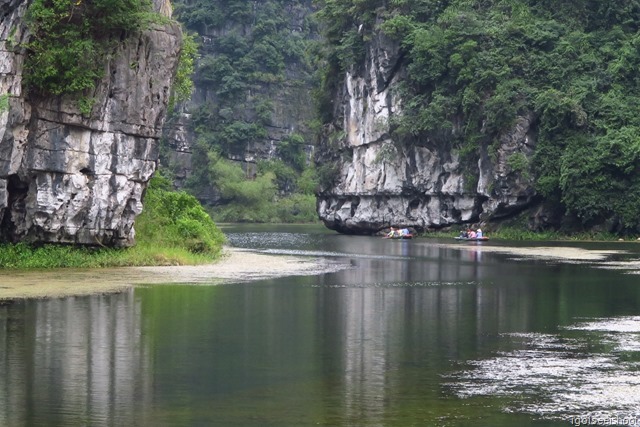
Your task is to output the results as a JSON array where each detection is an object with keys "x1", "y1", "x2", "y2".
[{"x1": 2, "y1": 224, "x2": 640, "y2": 426}]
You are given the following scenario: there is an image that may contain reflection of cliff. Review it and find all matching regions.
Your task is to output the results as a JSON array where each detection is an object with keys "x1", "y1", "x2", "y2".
[
  {"x1": 0, "y1": 291, "x2": 150, "y2": 425},
  {"x1": 322, "y1": 254, "x2": 545, "y2": 422},
  {"x1": 0, "y1": 255, "x2": 597, "y2": 425},
  {"x1": 340, "y1": 288, "x2": 402, "y2": 423}
]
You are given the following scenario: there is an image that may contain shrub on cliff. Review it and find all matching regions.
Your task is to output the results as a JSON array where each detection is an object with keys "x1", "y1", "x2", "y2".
[{"x1": 24, "y1": 0, "x2": 153, "y2": 96}]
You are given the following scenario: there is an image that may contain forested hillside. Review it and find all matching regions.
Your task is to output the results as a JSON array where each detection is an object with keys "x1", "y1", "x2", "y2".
[
  {"x1": 315, "y1": 0, "x2": 640, "y2": 233},
  {"x1": 162, "y1": 0, "x2": 320, "y2": 223}
]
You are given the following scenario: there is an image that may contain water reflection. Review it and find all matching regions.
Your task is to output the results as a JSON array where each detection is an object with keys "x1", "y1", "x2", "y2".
[
  {"x1": 339, "y1": 288, "x2": 400, "y2": 425},
  {"x1": 1, "y1": 226, "x2": 640, "y2": 426},
  {"x1": 0, "y1": 290, "x2": 150, "y2": 426}
]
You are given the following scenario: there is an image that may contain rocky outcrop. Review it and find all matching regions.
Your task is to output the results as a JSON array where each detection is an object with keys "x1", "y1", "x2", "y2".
[
  {"x1": 316, "y1": 31, "x2": 539, "y2": 234},
  {"x1": 0, "y1": 0, "x2": 182, "y2": 246}
]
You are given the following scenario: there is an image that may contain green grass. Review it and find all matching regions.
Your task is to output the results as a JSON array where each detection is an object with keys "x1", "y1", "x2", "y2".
[
  {"x1": 0, "y1": 242, "x2": 214, "y2": 269},
  {"x1": 210, "y1": 193, "x2": 319, "y2": 224}
]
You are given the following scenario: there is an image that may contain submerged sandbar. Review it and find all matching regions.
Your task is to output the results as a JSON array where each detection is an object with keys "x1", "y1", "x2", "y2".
[
  {"x1": 439, "y1": 243, "x2": 621, "y2": 261},
  {"x1": 0, "y1": 248, "x2": 346, "y2": 301}
]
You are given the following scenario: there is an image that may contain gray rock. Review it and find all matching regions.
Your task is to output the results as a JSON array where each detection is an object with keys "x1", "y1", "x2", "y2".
[
  {"x1": 316, "y1": 29, "x2": 540, "y2": 234},
  {"x1": 0, "y1": 0, "x2": 182, "y2": 246}
]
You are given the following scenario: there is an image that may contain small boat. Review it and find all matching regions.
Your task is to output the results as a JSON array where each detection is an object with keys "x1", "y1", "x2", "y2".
[
  {"x1": 454, "y1": 236, "x2": 489, "y2": 241},
  {"x1": 383, "y1": 234, "x2": 413, "y2": 240}
]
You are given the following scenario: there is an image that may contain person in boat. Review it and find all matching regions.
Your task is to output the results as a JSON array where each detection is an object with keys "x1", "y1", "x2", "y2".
[
  {"x1": 476, "y1": 228, "x2": 483, "y2": 238},
  {"x1": 468, "y1": 229, "x2": 477, "y2": 238},
  {"x1": 400, "y1": 228, "x2": 411, "y2": 237},
  {"x1": 386, "y1": 227, "x2": 398, "y2": 238}
]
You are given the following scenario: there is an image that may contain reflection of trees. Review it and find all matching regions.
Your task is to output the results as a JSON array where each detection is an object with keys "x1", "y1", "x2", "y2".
[{"x1": 0, "y1": 290, "x2": 150, "y2": 426}]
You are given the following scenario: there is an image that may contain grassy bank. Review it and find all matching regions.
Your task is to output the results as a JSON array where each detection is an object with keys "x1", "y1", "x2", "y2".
[
  {"x1": 0, "y1": 242, "x2": 219, "y2": 269},
  {"x1": 0, "y1": 176, "x2": 226, "y2": 269}
]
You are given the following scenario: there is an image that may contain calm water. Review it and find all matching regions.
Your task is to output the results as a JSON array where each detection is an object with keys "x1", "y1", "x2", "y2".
[{"x1": 2, "y1": 224, "x2": 640, "y2": 426}]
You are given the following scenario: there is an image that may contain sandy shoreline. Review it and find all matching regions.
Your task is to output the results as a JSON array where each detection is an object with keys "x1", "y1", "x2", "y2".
[{"x1": 0, "y1": 247, "x2": 348, "y2": 301}]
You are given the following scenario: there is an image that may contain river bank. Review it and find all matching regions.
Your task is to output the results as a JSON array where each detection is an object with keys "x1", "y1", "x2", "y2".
[
  {"x1": 2, "y1": 239, "x2": 638, "y2": 301},
  {"x1": 0, "y1": 247, "x2": 348, "y2": 301}
]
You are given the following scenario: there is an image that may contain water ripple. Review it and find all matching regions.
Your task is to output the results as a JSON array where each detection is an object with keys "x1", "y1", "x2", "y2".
[
  {"x1": 225, "y1": 232, "x2": 316, "y2": 249},
  {"x1": 256, "y1": 248, "x2": 411, "y2": 260},
  {"x1": 311, "y1": 281, "x2": 478, "y2": 288},
  {"x1": 448, "y1": 317, "x2": 640, "y2": 424}
]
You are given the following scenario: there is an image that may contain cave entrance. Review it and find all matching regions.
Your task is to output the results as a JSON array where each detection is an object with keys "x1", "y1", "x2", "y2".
[{"x1": 0, "y1": 174, "x2": 29, "y2": 243}]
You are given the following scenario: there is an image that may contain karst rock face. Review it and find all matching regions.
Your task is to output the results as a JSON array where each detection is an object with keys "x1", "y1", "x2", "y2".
[
  {"x1": 0, "y1": 0, "x2": 181, "y2": 246},
  {"x1": 316, "y1": 31, "x2": 539, "y2": 235}
]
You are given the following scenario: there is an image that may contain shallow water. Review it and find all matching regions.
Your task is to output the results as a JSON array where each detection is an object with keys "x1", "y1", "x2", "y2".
[{"x1": 1, "y1": 224, "x2": 640, "y2": 426}]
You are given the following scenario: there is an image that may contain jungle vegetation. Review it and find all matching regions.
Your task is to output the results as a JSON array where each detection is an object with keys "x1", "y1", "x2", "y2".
[
  {"x1": 315, "y1": 0, "x2": 640, "y2": 233},
  {"x1": 24, "y1": 0, "x2": 151, "y2": 97},
  {"x1": 163, "y1": 0, "x2": 320, "y2": 223}
]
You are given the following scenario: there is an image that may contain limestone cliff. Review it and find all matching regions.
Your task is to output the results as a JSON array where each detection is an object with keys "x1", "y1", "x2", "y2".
[
  {"x1": 0, "y1": 0, "x2": 182, "y2": 246},
  {"x1": 316, "y1": 32, "x2": 539, "y2": 234}
]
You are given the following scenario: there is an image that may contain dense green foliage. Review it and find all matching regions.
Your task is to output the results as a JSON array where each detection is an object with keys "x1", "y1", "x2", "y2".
[
  {"x1": 135, "y1": 174, "x2": 226, "y2": 255},
  {"x1": 315, "y1": 0, "x2": 640, "y2": 232},
  {"x1": 0, "y1": 175, "x2": 225, "y2": 269},
  {"x1": 24, "y1": 0, "x2": 195, "y2": 110},
  {"x1": 162, "y1": 0, "x2": 319, "y2": 223},
  {"x1": 24, "y1": 0, "x2": 154, "y2": 97},
  {"x1": 170, "y1": 31, "x2": 199, "y2": 107},
  {"x1": 205, "y1": 153, "x2": 318, "y2": 223}
]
